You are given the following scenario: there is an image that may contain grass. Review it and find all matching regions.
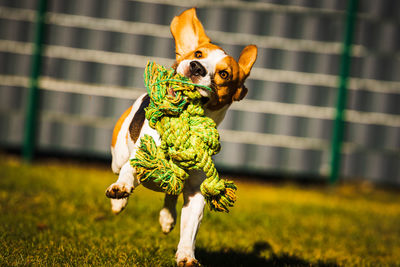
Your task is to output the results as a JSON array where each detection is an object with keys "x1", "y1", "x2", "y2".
[{"x1": 0, "y1": 154, "x2": 400, "y2": 266}]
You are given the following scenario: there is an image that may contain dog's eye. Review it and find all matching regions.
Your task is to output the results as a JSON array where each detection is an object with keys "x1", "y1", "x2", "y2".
[
  {"x1": 219, "y1": 70, "x2": 229, "y2": 79},
  {"x1": 194, "y1": 51, "x2": 202, "y2": 58}
]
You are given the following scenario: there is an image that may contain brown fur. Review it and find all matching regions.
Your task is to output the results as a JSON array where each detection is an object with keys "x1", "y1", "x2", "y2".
[
  {"x1": 129, "y1": 95, "x2": 150, "y2": 143},
  {"x1": 111, "y1": 106, "x2": 132, "y2": 147}
]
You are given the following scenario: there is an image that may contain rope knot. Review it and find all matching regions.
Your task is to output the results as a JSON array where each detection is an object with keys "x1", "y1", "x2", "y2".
[{"x1": 130, "y1": 61, "x2": 237, "y2": 212}]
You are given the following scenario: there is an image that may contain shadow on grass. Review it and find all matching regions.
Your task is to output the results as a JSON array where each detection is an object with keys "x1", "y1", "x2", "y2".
[{"x1": 197, "y1": 241, "x2": 338, "y2": 267}]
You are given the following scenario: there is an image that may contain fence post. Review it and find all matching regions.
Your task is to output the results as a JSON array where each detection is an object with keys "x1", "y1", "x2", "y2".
[
  {"x1": 22, "y1": 0, "x2": 47, "y2": 162},
  {"x1": 330, "y1": 0, "x2": 358, "y2": 183}
]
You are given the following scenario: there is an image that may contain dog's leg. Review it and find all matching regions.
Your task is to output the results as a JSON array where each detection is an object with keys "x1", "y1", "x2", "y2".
[
  {"x1": 106, "y1": 159, "x2": 140, "y2": 214},
  {"x1": 159, "y1": 194, "x2": 178, "y2": 234},
  {"x1": 176, "y1": 173, "x2": 205, "y2": 267}
]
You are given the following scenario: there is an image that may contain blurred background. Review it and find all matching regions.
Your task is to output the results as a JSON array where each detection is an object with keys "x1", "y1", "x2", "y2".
[{"x1": 0, "y1": 0, "x2": 399, "y2": 185}]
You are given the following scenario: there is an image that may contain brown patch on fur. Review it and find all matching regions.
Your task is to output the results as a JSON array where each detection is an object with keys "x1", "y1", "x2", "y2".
[
  {"x1": 111, "y1": 106, "x2": 132, "y2": 147},
  {"x1": 129, "y1": 94, "x2": 150, "y2": 143},
  {"x1": 207, "y1": 55, "x2": 242, "y2": 110}
]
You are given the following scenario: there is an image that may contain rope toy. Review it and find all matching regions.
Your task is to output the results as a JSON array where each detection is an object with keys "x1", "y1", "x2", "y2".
[{"x1": 130, "y1": 61, "x2": 237, "y2": 212}]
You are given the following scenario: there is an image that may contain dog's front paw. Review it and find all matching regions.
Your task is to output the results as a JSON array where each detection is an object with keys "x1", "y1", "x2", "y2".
[
  {"x1": 110, "y1": 198, "x2": 128, "y2": 214},
  {"x1": 105, "y1": 182, "x2": 133, "y2": 199},
  {"x1": 176, "y1": 252, "x2": 200, "y2": 267}
]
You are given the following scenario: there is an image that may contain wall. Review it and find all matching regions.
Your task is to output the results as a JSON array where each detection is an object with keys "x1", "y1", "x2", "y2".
[{"x1": 0, "y1": 0, "x2": 399, "y2": 184}]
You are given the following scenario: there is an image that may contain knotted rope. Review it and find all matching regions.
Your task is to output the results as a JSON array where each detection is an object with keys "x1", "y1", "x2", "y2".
[{"x1": 130, "y1": 61, "x2": 237, "y2": 212}]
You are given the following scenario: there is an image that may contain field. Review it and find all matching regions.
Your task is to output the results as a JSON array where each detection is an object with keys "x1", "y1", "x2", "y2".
[{"x1": 1, "y1": 154, "x2": 400, "y2": 266}]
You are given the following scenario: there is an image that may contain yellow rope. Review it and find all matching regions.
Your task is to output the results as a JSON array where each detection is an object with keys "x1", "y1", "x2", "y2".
[{"x1": 130, "y1": 62, "x2": 237, "y2": 212}]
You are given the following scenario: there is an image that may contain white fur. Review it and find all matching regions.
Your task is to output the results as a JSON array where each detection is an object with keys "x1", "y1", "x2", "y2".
[{"x1": 108, "y1": 93, "x2": 160, "y2": 213}]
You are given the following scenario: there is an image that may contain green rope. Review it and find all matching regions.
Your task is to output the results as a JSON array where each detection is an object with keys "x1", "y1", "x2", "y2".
[{"x1": 130, "y1": 61, "x2": 237, "y2": 212}]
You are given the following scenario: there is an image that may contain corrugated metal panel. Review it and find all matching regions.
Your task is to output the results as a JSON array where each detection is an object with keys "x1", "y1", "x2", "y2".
[{"x1": 0, "y1": 0, "x2": 399, "y2": 183}]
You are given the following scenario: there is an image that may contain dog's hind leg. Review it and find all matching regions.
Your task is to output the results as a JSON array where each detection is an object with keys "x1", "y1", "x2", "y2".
[{"x1": 159, "y1": 194, "x2": 178, "y2": 234}]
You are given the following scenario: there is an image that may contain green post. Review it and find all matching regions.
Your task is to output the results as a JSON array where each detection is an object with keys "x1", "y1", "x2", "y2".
[
  {"x1": 23, "y1": 0, "x2": 47, "y2": 162},
  {"x1": 330, "y1": 0, "x2": 358, "y2": 183}
]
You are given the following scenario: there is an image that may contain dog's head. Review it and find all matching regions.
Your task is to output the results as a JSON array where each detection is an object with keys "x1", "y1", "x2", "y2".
[{"x1": 170, "y1": 8, "x2": 257, "y2": 110}]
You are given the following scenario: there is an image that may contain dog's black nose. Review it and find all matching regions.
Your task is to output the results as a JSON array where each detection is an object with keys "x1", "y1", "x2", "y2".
[{"x1": 189, "y1": 61, "x2": 207, "y2": 77}]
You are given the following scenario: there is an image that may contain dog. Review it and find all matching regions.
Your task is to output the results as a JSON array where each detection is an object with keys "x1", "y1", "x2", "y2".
[{"x1": 106, "y1": 8, "x2": 257, "y2": 266}]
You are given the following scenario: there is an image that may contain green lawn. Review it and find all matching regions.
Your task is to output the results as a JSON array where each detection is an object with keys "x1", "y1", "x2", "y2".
[{"x1": 0, "y1": 154, "x2": 399, "y2": 266}]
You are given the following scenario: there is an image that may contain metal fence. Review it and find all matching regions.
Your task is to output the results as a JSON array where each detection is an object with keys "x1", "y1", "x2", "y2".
[{"x1": 0, "y1": 0, "x2": 399, "y2": 184}]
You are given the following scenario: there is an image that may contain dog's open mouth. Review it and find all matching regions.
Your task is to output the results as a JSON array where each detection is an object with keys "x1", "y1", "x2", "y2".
[
  {"x1": 195, "y1": 86, "x2": 214, "y2": 106},
  {"x1": 201, "y1": 96, "x2": 209, "y2": 105}
]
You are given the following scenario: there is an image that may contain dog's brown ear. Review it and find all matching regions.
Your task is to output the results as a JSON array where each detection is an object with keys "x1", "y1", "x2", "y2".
[
  {"x1": 170, "y1": 8, "x2": 211, "y2": 61},
  {"x1": 234, "y1": 45, "x2": 257, "y2": 102},
  {"x1": 233, "y1": 85, "x2": 248, "y2": 102},
  {"x1": 238, "y1": 45, "x2": 258, "y2": 79}
]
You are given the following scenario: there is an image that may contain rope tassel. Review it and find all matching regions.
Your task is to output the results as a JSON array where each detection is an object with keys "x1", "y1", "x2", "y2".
[{"x1": 131, "y1": 62, "x2": 237, "y2": 212}]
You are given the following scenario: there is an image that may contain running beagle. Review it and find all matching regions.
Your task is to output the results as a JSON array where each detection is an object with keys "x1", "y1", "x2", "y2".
[{"x1": 106, "y1": 8, "x2": 257, "y2": 266}]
